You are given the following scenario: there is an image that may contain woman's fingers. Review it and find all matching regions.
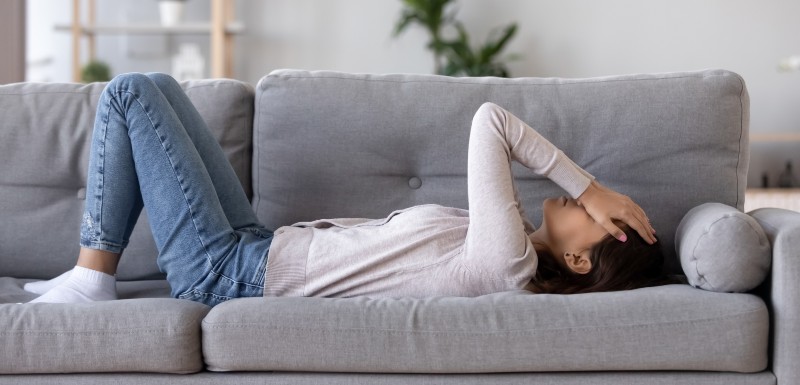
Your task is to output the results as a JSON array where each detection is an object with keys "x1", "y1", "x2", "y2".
[
  {"x1": 600, "y1": 220, "x2": 627, "y2": 243},
  {"x1": 579, "y1": 180, "x2": 658, "y2": 245},
  {"x1": 629, "y1": 214, "x2": 656, "y2": 244},
  {"x1": 630, "y1": 202, "x2": 656, "y2": 238},
  {"x1": 626, "y1": 204, "x2": 656, "y2": 244},
  {"x1": 610, "y1": 196, "x2": 655, "y2": 244},
  {"x1": 619, "y1": 194, "x2": 656, "y2": 243},
  {"x1": 637, "y1": 205, "x2": 656, "y2": 233}
]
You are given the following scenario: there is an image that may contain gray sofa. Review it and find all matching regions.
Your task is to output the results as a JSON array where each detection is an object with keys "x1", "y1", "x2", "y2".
[{"x1": 0, "y1": 68, "x2": 792, "y2": 384}]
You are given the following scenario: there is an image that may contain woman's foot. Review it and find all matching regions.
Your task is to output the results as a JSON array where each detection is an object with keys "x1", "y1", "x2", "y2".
[
  {"x1": 27, "y1": 266, "x2": 118, "y2": 303},
  {"x1": 23, "y1": 269, "x2": 73, "y2": 294}
]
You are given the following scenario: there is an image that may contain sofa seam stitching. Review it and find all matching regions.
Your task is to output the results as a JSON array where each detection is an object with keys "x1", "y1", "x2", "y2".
[
  {"x1": 735, "y1": 74, "x2": 745, "y2": 210},
  {"x1": 201, "y1": 306, "x2": 764, "y2": 333},
  {"x1": 264, "y1": 72, "x2": 731, "y2": 87},
  {"x1": 0, "y1": 329, "x2": 197, "y2": 335}
]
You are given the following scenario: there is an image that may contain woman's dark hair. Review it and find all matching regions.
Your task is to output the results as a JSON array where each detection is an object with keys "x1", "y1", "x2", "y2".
[{"x1": 528, "y1": 222, "x2": 680, "y2": 294}]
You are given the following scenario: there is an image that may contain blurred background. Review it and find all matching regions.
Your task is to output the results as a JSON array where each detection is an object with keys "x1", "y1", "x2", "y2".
[{"x1": 3, "y1": 0, "x2": 800, "y2": 207}]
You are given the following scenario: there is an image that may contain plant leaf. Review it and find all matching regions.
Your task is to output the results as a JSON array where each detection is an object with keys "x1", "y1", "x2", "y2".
[
  {"x1": 480, "y1": 23, "x2": 517, "y2": 62},
  {"x1": 392, "y1": 10, "x2": 418, "y2": 37},
  {"x1": 393, "y1": 0, "x2": 516, "y2": 77}
]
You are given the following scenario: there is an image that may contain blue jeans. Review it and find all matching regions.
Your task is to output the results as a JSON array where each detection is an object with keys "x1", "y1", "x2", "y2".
[{"x1": 80, "y1": 72, "x2": 273, "y2": 307}]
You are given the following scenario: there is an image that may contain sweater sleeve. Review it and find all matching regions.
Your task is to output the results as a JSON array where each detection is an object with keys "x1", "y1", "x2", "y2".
[{"x1": 462, "y1": 102, "x2": 595, "y2": 278}]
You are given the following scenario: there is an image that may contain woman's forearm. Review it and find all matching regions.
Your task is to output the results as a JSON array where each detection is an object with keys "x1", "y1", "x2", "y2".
[{"x1": 463, "y1": 102, "x2": 594, "y2": 279}]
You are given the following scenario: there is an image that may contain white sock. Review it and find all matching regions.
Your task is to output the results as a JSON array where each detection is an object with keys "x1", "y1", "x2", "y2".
[
  {"x1": 28, "y1": 266, "x2": 117, "y2": 303},
  {"x1": 23, "y1": 270, "x2": 73, "y2": 294}
]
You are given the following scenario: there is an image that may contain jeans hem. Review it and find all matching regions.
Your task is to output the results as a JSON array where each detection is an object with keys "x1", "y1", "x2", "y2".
[{"x1": 79, "y1": 239, "x2": 124, "y2": 254}]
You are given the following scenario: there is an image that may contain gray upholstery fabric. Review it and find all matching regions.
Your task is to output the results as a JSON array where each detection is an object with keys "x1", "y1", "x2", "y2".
[
  {"x1": 202, "y1": 284, "x2": 767, "y2": 373},
  {"x1": 749, "y1": 207, "x2": 800, "y2": 385},
  {"x1": 0, "y1": 371, "x2": 777, "y2": 385},
  {"x1": 252, "y1": 69, "x2": 749, "y2": 275},
  {"x1": 182, "y1": 80, "x2": 255, "y2": 199},
  {"x1": 0, "y1": 296, "x2": 209, "y2": 374},
  {"x1": 0, "y1": 278, "x2": 205, "y2": 374},
  {"x1": 676, "y1": 202, "x2": 771, "y2": 292},
  {"x1": 0, "y1": 276, "x2": 173, "y2": 304},
  {"x1": 0, "y1": 79, "x2": 254, "y2": 281}
]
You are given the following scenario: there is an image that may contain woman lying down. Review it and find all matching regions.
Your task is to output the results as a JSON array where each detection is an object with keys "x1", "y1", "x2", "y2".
[{"x1": 24, "y1": 73, "x2": 675, "y2": 307}]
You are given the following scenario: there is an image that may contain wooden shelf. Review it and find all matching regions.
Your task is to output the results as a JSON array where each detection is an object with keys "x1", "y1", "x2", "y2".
[
  {"x1": 746, "y1": 188, "x2": 800, "y2": 192},
  {"x1": 55, "y1": 22, "x2": 244, "y2": 35},
  {"x1": 58, "y1": 0, "x2": 239, "y2": 81},
  {"x1": 750, "y1": 132, "x2": 800, "y2": 142},
  {"x1": 745, "y1": 188, "x2": 800, "y2": 212}
]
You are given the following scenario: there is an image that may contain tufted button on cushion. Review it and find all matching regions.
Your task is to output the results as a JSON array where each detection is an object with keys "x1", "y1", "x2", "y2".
[{"x1": 408, "y1": 177, "x2": 422, "y2": 189}]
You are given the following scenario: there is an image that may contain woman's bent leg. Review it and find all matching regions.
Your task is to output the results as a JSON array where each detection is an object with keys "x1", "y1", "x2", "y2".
[
  {"x1": 143, "y1": 72, "x2": 266, "y2": 233},
  {"x1": 78, "y1": 73, "x2": 269, "y2": 305}
]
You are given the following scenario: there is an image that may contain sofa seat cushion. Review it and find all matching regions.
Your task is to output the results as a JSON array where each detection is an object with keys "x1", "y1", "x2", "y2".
[
  {"x1": 0, "y1": 277, "x2": 209, "y2": 374},
  {"x1": 202, "y1": 284, "x2": 767, "y2": 373}
]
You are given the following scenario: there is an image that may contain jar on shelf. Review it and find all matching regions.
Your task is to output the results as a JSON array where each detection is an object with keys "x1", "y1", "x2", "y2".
[{"x1": 777, "y1": 160, "x2": 799, "y2": 188}]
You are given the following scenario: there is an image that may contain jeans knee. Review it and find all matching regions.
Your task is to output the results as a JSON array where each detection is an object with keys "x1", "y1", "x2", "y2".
[
  {"x1": 109, "y1": 72, "x2": 149, "y2": 87},
  {"x1": 105, "y1": 73, "x2": 156, "y2": 97},
  {"x1": 144, "y1": 72, "x2": 180, "y2": 92}
]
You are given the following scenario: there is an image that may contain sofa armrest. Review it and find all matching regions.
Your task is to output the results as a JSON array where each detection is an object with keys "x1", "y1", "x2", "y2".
[{"x1": 748, "y1": 207, "x2": 800, "y2": 384}]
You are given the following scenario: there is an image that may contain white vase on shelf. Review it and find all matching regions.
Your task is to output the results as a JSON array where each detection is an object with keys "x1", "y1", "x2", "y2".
[
  {"x1": 158, "y1": 0, "x2": 186, "y2": 26},
  {"x1": 172, "y1": 43, "x2": 205, "y2": 81}
]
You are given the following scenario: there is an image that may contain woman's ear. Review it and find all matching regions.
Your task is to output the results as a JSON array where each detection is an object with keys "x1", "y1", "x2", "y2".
[{"x1": 563, "y1": 252, "x2": 592, "y2": 274}]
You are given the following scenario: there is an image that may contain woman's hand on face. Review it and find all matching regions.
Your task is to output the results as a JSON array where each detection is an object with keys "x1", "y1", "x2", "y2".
[{"x1": 576, "y1": 180, "x2": 657, "y2": 245}]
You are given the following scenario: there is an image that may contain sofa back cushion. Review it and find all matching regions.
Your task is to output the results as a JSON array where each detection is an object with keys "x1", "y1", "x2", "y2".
[
  {"x1": 0, "y1": 79, "x2": 254, "y2": 280},
  {"x1": 252, "y1": 69, "x2": 749, "y2": 275}
]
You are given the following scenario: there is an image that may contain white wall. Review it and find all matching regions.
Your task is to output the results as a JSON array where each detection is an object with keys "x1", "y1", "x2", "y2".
[
  {"x1": 26, "y1": 0, "x2": 69, "y2": 82},
  {"x1": 27, "y1": 0, "x2": 800, "y2": 187}
]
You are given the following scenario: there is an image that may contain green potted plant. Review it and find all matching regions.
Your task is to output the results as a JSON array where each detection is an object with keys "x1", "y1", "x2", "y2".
[
  {"x1": 80, "y1": 60, "x2": 112, "y2": 83},
  {"x1": 433, "y1": 22, "x2": 520, "y2": 77},
  {"x1": 393, "y1": 0, "x2": 521, "y2": 77}
]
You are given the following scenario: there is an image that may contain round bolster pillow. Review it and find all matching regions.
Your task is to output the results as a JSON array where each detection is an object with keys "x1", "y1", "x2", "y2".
[{"x1": 675, "y1": 202, "x2": 771, "y2": 292}]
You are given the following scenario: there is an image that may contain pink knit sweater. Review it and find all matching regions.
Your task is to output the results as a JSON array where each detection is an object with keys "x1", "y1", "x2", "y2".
[{"x1": 263, "y1": 102, "x2": 595, "y2": 298}]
